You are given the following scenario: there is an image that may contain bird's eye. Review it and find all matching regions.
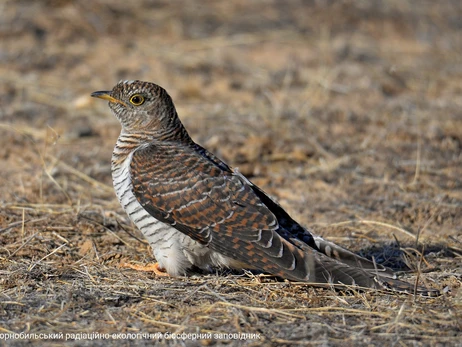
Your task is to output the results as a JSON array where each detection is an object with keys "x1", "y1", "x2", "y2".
[{"x1": 129, "y1": 94, "x2": 145, "y2": 106}]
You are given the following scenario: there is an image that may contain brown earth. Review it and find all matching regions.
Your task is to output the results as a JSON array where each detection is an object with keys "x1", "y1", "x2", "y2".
[{"x1": 0, "y1": 0, "x2": 461, "y2": 346}]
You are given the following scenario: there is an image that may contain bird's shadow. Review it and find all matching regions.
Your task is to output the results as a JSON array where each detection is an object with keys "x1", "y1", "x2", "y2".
[{"x1": 357, "y1": 241, "x2": 453, "y2": 273}]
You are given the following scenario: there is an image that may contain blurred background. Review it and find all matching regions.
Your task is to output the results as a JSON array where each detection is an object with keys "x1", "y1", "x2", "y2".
[
  {"x1": 1, "y1": 0, "x2": 460, "y2": 227},
  {"x1": 0, "y1": 1, "x2": 461, "y2": 342}
]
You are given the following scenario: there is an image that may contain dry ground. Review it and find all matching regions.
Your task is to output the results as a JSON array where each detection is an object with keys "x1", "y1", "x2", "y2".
[{"x1": 1, "y1": 0, "x2": 461, "y2": 346}]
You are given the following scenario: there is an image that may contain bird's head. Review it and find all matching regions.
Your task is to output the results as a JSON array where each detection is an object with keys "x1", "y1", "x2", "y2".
[{"x1": 91, "y1": 80, "x2": 188, "y2": 141}]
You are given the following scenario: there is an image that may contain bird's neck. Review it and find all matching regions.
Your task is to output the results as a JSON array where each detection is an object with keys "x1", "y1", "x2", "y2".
[{"x1": 111, "y1": 125, "x2": 193, "y2": 169}]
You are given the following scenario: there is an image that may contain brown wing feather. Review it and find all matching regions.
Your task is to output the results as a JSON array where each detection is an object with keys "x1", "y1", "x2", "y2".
[
  {"x1": 194, "y1": 144, "x2": 394, "y2": 277},
  {"x1": 130, "y1": 142, "x2": 440, "y2": 295},
  {"x1": 130, "y1": 142, "x2": 385, "y2": 288}
]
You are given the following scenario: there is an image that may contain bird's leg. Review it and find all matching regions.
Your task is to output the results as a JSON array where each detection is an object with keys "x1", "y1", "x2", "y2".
[{"x1": 120, "y1": 262, "x2": 170, "y2": 276}]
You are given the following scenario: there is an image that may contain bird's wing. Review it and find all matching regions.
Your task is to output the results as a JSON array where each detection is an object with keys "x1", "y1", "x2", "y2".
[
  {"x1": 129, "y1": 141, "x2": 382, "y2": 288},
  {"x1": 248, "y1": 183, "x2": 395, "y2": 277},
  {"x1": 191, "y1": 143, "x2": 394, "y2": 277}
]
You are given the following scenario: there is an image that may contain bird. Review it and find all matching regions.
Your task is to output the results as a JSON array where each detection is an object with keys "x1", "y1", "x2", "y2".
[{"x1": 91, "y1": 80, "x2": 439, "y2": 296}]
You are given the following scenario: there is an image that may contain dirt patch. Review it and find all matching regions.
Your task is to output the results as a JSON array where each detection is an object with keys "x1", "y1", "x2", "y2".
[{"x1": 1, "y1": 0, "x2": 461, "y2": 346}]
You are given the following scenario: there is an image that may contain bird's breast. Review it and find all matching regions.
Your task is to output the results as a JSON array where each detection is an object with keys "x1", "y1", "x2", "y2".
[
  {"x1": 112, "y1": 151, "x2": 163, "y2": 234},
  {"x1": 110, "y1": 142, "x2": 244, "y2": 275}
]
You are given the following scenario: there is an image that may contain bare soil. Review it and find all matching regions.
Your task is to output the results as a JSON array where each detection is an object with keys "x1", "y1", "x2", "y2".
[{"x1": 1, "y1": 0, "x2": 461, "y2": 346}]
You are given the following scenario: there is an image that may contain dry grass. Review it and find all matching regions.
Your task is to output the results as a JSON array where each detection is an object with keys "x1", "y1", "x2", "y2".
[{"x1": 0, "y1": 0, "x2": 461, "y2": 346}]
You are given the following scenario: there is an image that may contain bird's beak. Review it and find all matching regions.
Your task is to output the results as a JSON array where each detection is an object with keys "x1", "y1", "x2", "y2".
[{"x1": 91, "y1": 91, "x2": 127, "y2": 106}]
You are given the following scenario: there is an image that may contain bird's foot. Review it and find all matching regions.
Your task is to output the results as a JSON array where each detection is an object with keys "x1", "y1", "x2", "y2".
[{"x1": 120, "y1": 262, "x2": 170, "y2": 276}]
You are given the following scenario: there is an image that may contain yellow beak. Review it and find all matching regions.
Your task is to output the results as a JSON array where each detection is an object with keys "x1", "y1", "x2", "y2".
[{"x1": 91, "y1": 91, "x2": 127, "y2": 106}]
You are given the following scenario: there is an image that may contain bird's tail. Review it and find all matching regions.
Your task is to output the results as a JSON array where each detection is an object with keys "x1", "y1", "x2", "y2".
[
  {"x1": 285, "y1": 238, "x2": 440, "y2": 297},
  {"x1": 374, "y1": 276, "x2": 440, "y2": 297}
]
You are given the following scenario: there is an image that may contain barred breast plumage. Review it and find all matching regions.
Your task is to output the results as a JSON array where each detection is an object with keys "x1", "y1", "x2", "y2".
[
  {"x1": 111, "y1": 133, "x2": 246, "y2": 276},
  {"x1": 91, "y1": 80, "x2": 440, "y2": 296}
]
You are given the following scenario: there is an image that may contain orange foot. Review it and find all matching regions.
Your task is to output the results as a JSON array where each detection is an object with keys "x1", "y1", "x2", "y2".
[{"x1": 120, "y1": 262, "x2": 170, "y2": 277}]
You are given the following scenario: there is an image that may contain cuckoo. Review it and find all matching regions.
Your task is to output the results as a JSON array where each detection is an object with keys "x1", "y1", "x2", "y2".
[{"x1": 91, "y1": 80, "x2": 439, "y2": 296}]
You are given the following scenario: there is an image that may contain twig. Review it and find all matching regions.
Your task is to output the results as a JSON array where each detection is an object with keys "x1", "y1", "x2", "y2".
[
  {"x1": 330, "y1": 220, "x2": 416, "y2": 239},
  {"x1": 55, "y1": 157, "x2": 113, "y2": 193},
  {"x1": 79, "y1": 214, "x2": 145, "y2": 247},
  {"x1": 28, "y1": 243, "x2": 68, "y2": 271},
  {"x1": 0, "y1": 218, "x2": 47, "y2": 234}
]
